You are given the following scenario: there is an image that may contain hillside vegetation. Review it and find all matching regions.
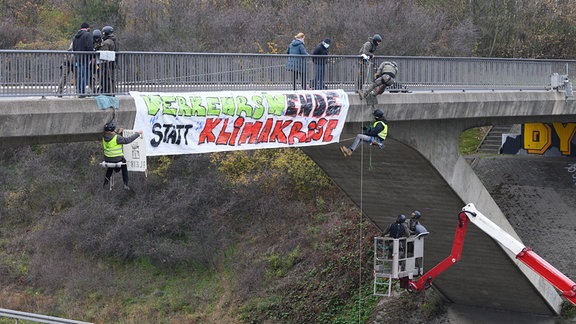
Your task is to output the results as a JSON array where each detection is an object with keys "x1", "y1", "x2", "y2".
[
  {"x1": 0, "y1": 143, "x2": 397, "y2": 322},
  {"x1": 2, "y1": 0, "x2": 576, "y2": 59}
]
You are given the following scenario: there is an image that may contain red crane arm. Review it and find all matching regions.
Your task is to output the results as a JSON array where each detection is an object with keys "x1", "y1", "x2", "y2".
[
  {"x1": 406, "y1": 211, "x2": 470, "y2": 292},
  {"x1": 517, "y1": 248, "x2": 576, "y2": 304},
  {"x1": 405, "y1": 203, "x2": 576, "y2": 306}
]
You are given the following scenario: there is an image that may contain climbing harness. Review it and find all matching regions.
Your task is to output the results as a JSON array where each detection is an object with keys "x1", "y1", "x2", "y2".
[{"x1": 100, "y1": 161, "x2": 127, "y2": 190}]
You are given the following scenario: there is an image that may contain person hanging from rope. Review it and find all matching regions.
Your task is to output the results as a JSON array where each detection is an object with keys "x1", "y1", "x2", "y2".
[
  {"x1": 339, "y1": 108, "x2": 388, "y2": 157},
  {"x1": 102, "y1": 121, "x2": 143, "y2": 190},
  {"x1": 359, "y1": 61, "x2": 398, "y2": 100}
]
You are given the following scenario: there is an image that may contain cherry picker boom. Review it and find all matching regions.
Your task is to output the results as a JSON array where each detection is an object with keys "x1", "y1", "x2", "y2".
[{"x1": 401, "y1": 203, "x2": 576, "y2": 305}]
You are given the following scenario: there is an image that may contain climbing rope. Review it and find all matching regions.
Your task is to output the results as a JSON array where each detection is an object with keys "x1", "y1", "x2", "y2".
[
  {"x1": 357, "y1": 127, "x2": 364, "y2": 323},
  {"x1": 357, "y1": 87, "x2": 379, "y2": 319}
]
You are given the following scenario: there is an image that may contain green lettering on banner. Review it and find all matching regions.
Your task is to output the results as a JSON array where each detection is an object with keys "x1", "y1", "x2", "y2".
[
  {"x1": 175, "y1": 96, "x2": 192, "y2": 117},
  {"x1": 263, "y1": 94, "x2": 285, "y2": 116},
  {"x1": 142, "y1": 95, "x2": 162, "y2": 116},
  {"x1": 189, "y1": 96, "x2": 207, "y2": 116},
  {"x1": 251, "y1": 95, "x2": 265, "y2": 119},
  {"x1": 221, "y1": 97, "x2": 235, "y2": 116},
  {"x1": 206, "y1": 97, "x2": 221, "y2": 116},
  {"x1": 236, "y1": 96, "x2": 254, "y2": 118},
  {"x1": 161, "y1": 96, "x2": 177, "y2": 116}
]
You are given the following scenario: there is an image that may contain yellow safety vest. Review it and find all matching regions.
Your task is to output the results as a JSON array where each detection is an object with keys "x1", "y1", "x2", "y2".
[
  {"x1": 102, "y1": 135, "x2": 123, "y2": 158},
  {"x1": 374, "y1": 121, "x2": 388, "y2": 140}
]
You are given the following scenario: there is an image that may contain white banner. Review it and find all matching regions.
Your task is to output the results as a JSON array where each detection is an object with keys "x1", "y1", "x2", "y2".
[
  {"x1": 122, "y1": 129, "x2": 147, "y2": 172},
  {"x1": 130, "y1": 90, "x2": 349, "y2": 156}
]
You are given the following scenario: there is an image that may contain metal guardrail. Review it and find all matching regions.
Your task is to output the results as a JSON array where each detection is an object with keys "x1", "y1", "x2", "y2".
[
  {"x1": 0, "y1": 307, "x2": 92, "y2": 324},
  {"x1": 0, "y1": 50, "x2": 574, "y2": 97}
]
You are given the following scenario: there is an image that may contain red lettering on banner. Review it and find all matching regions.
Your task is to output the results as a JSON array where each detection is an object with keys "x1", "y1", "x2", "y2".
[
  {"x1": 269, "y1": 120, "x2": 292, "y2": 144},
  {"x1": 228, "y1": 117, "x2": 244, "y2": 146},
  {"x1": 238, "y1": 121, "x2": 262, "y2": 145},
  {"x1": 199, "y1": 118, "x2": 221, "y2": 143},
  {"x1": 216, "y1": 119, "x2": 231, "y2": 145},
  {"x1": 288, "y1": 122, "x2": 306, "y2": 144},
  {"x1": 307, "y1": 119, "x2": 325, "y2": 142},
  {"x1": 197, "y1": 117, "x2": 341, "y2": 146},
  {"x1": 323, "y1": 119, "x2": 339, "y2": 142},
  {"x1": 258, "y1": 118, "x2": 274, "y2": 143}
]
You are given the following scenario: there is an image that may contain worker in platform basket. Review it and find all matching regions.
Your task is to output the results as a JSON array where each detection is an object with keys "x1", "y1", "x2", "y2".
[{"x1": 382, "y1": 214, "x2": 410, "y2": 239}]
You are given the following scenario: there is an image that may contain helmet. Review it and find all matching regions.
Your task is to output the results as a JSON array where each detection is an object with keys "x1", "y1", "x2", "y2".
[
  {"x1": 104, "y1": 122, "x2": 116, "y2": 132},
  {"x1": 372, "y1": 34, "x2": 382, "y2": 43},
  {"x1": 92, "y1": 29, "x2": 102, "y2": 41},
  {"x1": 396, "y1": 214, "x2": 406, "y2": 223},
  {"x1": 411, "y1": 210, "x2": 421, "y2": 219},
  {"x1": 390, "y1": 61, "x2": 398, "y2": 68},
  {"x1": 102, "y1": 26, "x2": 114, "y2": 35},
  {"x1": 373, "y1": 108, "x2": 384, "y2": 118}
]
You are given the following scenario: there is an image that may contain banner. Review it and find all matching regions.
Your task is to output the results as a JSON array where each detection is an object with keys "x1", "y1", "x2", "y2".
[{"x1": 130, "y1": 90, "x2": 349, "y2": 156}]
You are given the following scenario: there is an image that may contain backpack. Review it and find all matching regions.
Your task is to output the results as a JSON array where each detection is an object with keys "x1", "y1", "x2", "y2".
[{"x1": 389, "y1": 223, "x2": 405, "y2": 238}]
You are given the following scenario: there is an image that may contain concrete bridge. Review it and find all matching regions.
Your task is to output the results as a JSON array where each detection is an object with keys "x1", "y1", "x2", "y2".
[{"x1": 1, "y1": 89, "x2": 575, "y2": 319}]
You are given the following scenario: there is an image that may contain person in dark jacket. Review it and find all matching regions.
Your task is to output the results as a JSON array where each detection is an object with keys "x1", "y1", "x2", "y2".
[
  {"x1": 340, "y1": 108, "x2": 388, "y2": 157},
  {"x1": 357, "y1": 34, "x2": 382, "y2": 92},
  {"x1": 72, "y1": 22, "x2": 94, "y2": 97},
  {"x1": 286, "y1": 32, "x2": 309, "y2": 90},
  {"x1": 102, "y1": 122, "x2": 143, "y2": 190},
  {"x1": 312, "y1": 38, "x2": 331, "y2": 90},
  {"x1": 382, "y1": 214, "x2": 410, "y2": 239}
]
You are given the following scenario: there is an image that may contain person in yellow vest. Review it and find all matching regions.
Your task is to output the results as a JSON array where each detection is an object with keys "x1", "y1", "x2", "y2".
[
  {"x1": 102, "y1": 122, "x2": 143, "y2": 190},
  {"x1": 339, "y1": 109, "x2": 388, "y2": 157}
]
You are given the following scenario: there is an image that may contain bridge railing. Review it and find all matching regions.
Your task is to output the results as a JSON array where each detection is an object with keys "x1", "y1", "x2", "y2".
[{"x1": 0, "y1": 50, "x2": 574, "y2": 97}]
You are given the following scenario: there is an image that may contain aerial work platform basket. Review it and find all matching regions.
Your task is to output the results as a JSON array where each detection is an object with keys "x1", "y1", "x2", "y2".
[{"x1": 373, "y1": 235, "x2": 426, "y2": 296}]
